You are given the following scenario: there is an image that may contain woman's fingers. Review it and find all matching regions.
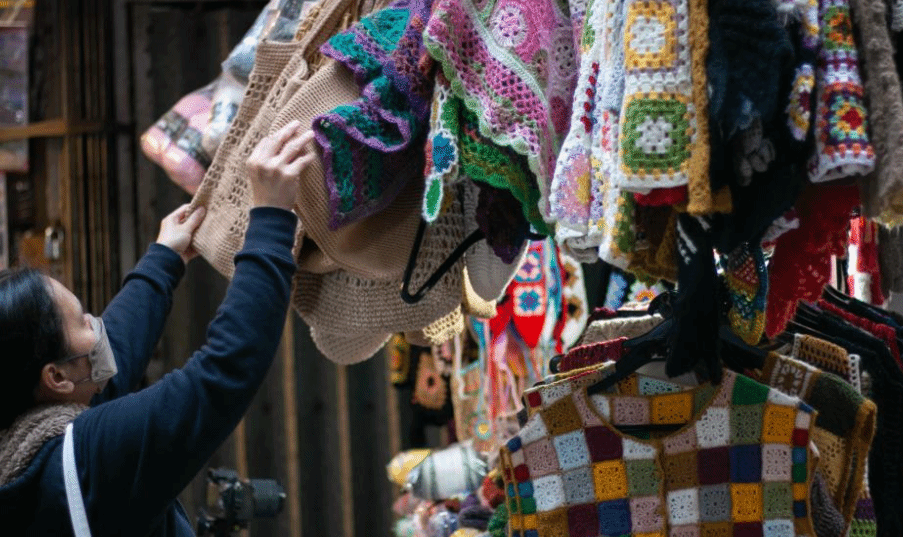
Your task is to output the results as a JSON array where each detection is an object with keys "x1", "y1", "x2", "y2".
[
  {"x1": 250, "y1": 120, "x2": 302, "y2": 162},
  {"x1": 280, "y1": 129, "x2": 316, "y2": 164}
]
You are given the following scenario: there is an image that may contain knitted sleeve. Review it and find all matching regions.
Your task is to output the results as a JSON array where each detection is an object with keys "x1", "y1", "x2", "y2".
[
  {"x1": 93, "y1": 244, "x2": 185, "y2": 404},
  {"x1": 72, "y1": 207, "x2": 297, "y2": 533}
]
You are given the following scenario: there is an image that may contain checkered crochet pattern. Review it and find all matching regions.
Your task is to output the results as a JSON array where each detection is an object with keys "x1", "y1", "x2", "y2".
[
  {"x1": 807, "y1": 0, "x2": 875, "y2": 183},
  {"x1": 499, "y1": 368, "x2": 817, "y2": 537},
  {"x1": 612, "y1": 0, "x2": 709, "y2": 194}
]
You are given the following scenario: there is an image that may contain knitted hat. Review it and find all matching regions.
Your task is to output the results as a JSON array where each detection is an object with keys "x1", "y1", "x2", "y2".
[{"x1": 294, "y1": 186, "x2": 467, "y2": 364}]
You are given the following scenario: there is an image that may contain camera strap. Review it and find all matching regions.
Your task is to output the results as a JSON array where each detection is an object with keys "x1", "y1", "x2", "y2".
[{"x1": 63, "y1": 423, "x2": 93, "y2": 537}]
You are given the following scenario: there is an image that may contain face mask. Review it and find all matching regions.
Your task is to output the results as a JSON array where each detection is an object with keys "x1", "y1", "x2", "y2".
[{"x1": 60, "y1": 315, "x2": 118, "y2": 384}]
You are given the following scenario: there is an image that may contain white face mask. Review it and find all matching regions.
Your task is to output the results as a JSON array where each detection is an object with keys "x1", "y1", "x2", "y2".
[{"x1": 60, "y1": 315, "x2": 118, "y2": 384}]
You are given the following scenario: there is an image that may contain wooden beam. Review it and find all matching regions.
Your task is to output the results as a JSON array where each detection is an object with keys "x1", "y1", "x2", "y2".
[
  {"x1": 0, "y1": 119, "x2": 104, "y2": 143},
  {"x1": 281, "y1": 318, "x2": 303, "y2": 537},
  {"x1": 336, "y1": 366, "x2": 355, "y2": 537}
]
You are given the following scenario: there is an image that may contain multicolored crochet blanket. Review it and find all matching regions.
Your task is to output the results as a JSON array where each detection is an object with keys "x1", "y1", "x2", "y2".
[
  {"x1": 424, "y1": 0, "x2": 579, "y2": 226},
  {"x1": 314, "y1": 0, "x2": 435, "y2": 229}
]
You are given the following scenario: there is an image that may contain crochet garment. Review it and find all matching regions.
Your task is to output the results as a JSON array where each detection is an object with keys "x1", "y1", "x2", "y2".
[
  {"x1": 765, "y1": 183, "x2": 859, "y2": 338},
  {"x1": 423, "y1": 0, "x2": 579, "y2": 225},
  {"x1": 500, "y1": 368, "x2": 817, "y2": 537},
  {"x1": 612, "y1": 0, "x2": 710, "y2": 195},
  {"x1": 423, "y1": 73, "x2": 549, "y2": 234},
  {"x1": 808, "y1": 0, "x2": 875, "y2": 183},
  {"x1": 756, "y1": 353, "x2": 876, "y2": 529},
  {"x1": 314, "y1": 0, "x2": 434, "y2": 228}
]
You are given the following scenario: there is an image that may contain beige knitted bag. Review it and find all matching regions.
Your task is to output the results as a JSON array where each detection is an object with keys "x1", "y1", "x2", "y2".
[{"x1": 189, "y1": 0, "x2": 421, "y2": 282}]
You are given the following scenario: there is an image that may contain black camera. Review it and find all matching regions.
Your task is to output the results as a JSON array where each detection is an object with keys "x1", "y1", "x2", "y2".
[{"x1": 196, "y1": 468, "x2": 287, "y2": 537}]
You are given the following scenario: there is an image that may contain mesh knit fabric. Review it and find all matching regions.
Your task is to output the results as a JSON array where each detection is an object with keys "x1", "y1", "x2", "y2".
[
  {"x1": 765, "y1": 183, "x2": 859, "y2": 338},
  {"x1": 424, "y1": 0, "x2": 579, "y2": 226},
  {"x1": 612, "y1": 0, "x2": 711, "y2": 203},
  {"x1": 756, "y1": 353, "x2": 877, "y2": 528},
  {"x1": 293, "y1": 186, "x2": 467, "y2": 363}
]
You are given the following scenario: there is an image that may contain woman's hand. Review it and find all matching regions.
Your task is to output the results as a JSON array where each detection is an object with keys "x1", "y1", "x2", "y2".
[
  {"x1": 156, "y1": 204, "x2": 207, "y2": 264},
  {"x1": 246, "y1": 120, "x2": 317, "y2": 210}
]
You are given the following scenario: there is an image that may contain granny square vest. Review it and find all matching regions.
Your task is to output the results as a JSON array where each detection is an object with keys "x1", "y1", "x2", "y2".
[{"x1": 500, "y1": 368, "x2": 817, "y2": 537}]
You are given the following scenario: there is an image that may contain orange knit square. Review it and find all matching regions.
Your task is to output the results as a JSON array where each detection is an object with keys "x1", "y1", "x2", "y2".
[
  {"x1": 541, "y1": 396, "x2": 584, "y2": 436},
  {"x1": 700, "y1": 522, "x2": 732, "y2": 537},
  {"x1": 762, "y1": 404, "x2": 796, "y2": 443},
  {"x1": 536, "y1": 508, "x2": 569, "y2": 537},
  {"x1": 593, "y1": 460, "x2": 629, "y2": 501},
  {"x1": 651, "y1": 392, "x2": 694, "y2": 425},
  {"x1": 731, "y1": 484, "x2": 764, "y2": 523}
]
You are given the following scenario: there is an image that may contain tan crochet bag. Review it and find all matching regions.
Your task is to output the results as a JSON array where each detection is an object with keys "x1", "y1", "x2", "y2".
[{"x1": 190, "y1": 0, "x2": 421, "y2": 282}]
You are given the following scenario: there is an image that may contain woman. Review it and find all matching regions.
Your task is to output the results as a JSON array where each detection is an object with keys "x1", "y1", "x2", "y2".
[{"x1": 0, "y1": 120, "x2": 316, "y2": 536}]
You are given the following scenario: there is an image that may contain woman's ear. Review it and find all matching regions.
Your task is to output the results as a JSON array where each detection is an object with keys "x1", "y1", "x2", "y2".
[{"x1": 39, "y1": 362, "x2": 75, "y2": 397}]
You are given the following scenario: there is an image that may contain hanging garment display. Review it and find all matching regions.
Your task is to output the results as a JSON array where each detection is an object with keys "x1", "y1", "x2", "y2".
[{"x1": 500, "y1": 367, "x2": 818, "y2": 537}]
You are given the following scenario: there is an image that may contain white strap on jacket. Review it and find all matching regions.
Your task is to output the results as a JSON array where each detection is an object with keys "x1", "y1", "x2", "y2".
[{"x1": 63, "y1": 423, "x2": 93, "y2": 537}]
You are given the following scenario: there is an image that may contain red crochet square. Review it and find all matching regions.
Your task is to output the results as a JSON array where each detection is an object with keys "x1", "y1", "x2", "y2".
[
  {"x1": 514, "y1": 465, "x2": 531, "y2": 482},
  {"x1": 733, "y1": 522, "x2": 764, "y2": 537},
  {"x1": 527, "y1": 391, "x2": 543, "y2": 408},
  {"x1": 584, "y1": 426, "x2": 623, "y2": 462},
  {"x1": 567, "y1": 504, "x2": 599, "y2": 537},
  {"x1": 698, "y1": 447, "x2": 730, "y2": 485},
  {"x1": 792, "y1": 428, "x2": 809, "y2": 447}
]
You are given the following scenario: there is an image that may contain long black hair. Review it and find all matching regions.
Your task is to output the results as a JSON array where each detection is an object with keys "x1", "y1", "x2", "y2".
[{"x1": 0, "y1": 268, "x2": 67, "y2": 429}]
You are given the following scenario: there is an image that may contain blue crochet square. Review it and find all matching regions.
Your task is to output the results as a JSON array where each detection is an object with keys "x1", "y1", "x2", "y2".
[
  {"x1": 729, "y1": 445, "x2": 762, "y2": 483},
  {"x1": 793, "y1": 500, "x2": 807, "y2": 518},
  {"x1": 518, "y1": 482, "x2": 534, "y2": 498},
  {"x1": 508, "y1": 484, "x2": 516, "y2": 497},
  {"x1": 507, "y1": 437, "x2": 523, "y2": 452},
  {"x1": 792, "y1": 447, "x2": 807, "y2": 464},
  {"x1": 524, "y1": 530, "x2": 539, "y2": 537},
  {"x1": 597, "y1": 499, "x2": 631, "y2": 535}
]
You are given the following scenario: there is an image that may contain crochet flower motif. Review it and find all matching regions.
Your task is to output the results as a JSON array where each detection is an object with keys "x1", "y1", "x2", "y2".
[
  {"x1": 515, "y1": 285, "x2": 545, "y2": 315},
  {"x1": 830, "y1": 101, "x2": 866, "y2": 140},
  {"x1": 635, "y1": 116, "x2": 676, "y2": 155},
  {"x1": 490, "y1": 4, "x2": 528, "y2": 49}
]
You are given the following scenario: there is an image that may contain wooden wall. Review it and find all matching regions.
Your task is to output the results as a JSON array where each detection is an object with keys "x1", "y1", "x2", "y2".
[{"x1": 112, "y1": 1, "x2": 433, "y2": 536}]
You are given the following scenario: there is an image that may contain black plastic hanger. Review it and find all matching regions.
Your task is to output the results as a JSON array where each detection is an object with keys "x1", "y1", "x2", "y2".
[
  {"x1": 718, "y1": 325, "x2": 766, "y2": 372},
  {"x1": 586, "y1": 317, "x2": 673, "y2": 395},
  {"x1": 400, "y1": 219, "x2": 546, "y2": 304}
]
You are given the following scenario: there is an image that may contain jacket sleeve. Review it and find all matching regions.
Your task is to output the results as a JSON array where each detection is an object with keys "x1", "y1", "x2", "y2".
[
  {"x1": 92, "y1": 243, "x2": 185, "y2": 404},
  {"x1": 71, "y1": 207, "x2": 298, "y2": 534}
]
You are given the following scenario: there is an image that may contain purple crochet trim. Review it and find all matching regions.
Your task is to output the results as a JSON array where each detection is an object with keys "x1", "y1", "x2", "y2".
[{"x1": 313, "y1": 0, "x2": 435, "y2": 229}]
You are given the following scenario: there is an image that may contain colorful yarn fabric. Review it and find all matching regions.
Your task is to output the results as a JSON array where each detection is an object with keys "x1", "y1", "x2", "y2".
[
  {"x1": 721, "y1": 242, "x2": 768, "y2": 345},
  {"x1": 613, "y1": 0, "x2": 710, "y2": 197},
  {"x1": 423, "y1": 73, "x2": 462, "y2": 222},
  {"x1": 756, "y1": 353, "x2": 877, "y2": 528},
  {"x1": 550, "y1": 0, "x2": 625, "y2": 260},
  {"x1": 501, "y1": 368, "x2": 817, "y2": 537},
  {"x1": 424, "y1": 0, "x2": 579, "y2": 225},
  {"x1": 772, "y1": 0, "x2": 819, "y2": 141},
  {"x1": 315, "y1": 0, "x2": 435, "y2": 229},
  {"x1": 808, "y1": 0, "x2": 875, "y2": 182}
]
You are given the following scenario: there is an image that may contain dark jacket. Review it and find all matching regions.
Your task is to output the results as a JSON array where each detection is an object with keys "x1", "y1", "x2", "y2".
[{"x1": 0, "y1": 207, "x2": 297, "y2": 536}]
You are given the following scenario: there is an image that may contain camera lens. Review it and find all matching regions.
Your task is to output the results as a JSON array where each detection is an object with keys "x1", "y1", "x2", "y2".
[{"x1": 249, "y1": 479, "x2": 286, "y2": 518}]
